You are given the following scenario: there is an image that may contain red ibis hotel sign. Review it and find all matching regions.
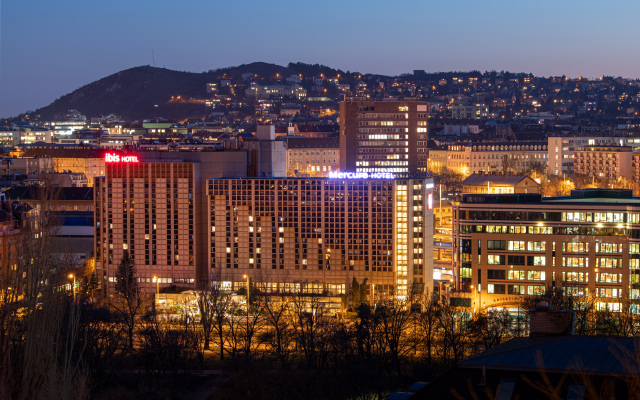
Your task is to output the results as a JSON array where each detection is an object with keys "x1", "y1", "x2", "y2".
[{"x1": 105, "y1": 153, "x2": 139, "y2": 163}]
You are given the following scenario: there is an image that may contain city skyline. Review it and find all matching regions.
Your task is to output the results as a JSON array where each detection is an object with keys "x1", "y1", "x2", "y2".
[{"x1": 2, "y1": 0, "x2": 640, "y2": 117}]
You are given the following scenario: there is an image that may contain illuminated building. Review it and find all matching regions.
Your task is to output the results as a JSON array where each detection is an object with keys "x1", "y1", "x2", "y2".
[
  {"x1": 94, "y1": 151, "x2": 248, "y2": 295},
  {"x1": 452, "y1": 189, "x2": 640, "y2": 313},
  {"x1": 283, "y1": 137, "x2": 339, "y2": 177},
  {"x1": 209, "y1": 176, "x2": 434, "y2": 298},
  {"x1": 340, "y1": 100, "x2": 430, "y2": 175},
  {"x1": 573, "y1": 146, "x2": 633, "y2": 181}
]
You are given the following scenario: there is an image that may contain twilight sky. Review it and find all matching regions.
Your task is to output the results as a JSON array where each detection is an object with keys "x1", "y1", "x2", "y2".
[{"x1": 2, "y1": 0, "x2": 639, "y2": 118}]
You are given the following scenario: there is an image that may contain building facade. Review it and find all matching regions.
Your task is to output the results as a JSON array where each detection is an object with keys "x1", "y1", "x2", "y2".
[
  {"x1": 209, "y1": 177, "x2": 434, "y2": 298},
  {"x1": 548, "y1": 136, "x2": 626, "y2": 177},
  {"x1": 340, "y1": 100, "x2": 430, "y2": 175},
  {"x1": 94, "y1": 151, "x2": 248, "y2": 295},
  {"x1": 573, "y1": 146, "x2": 634, "y2": 181},
  {"x1": 283, "y1": 137, "x2": 340, "y2": 177},
  {"x1": 452, "y1": 189, "x2": 640, "y2": 313}
]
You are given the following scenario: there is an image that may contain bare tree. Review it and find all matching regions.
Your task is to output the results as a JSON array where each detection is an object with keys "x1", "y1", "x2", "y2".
[{"x1": 113, "y1": 250, "x2": 141, "y2": 350}]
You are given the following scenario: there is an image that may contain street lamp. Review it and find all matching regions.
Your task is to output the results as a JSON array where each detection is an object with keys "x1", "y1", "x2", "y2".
[
  {"x1": 243, "y1": 274, "x2": 250, "y2": 319},
  {"x1": 371, "y1": 283, "x2": 375, "y2": 308},
  {"x1": 68, "y1": 274, "x2": 76, "y2": 302}
]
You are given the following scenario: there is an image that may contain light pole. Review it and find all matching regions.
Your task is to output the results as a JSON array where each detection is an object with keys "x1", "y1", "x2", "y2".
[
  {"x1": 243, "y1": 274, "x2": 250, "y2": 320},
  {"x1": 372, "y1": 283, "x2": 376, "y2": 308},
  {"x1": 68, "y1": 274, "x2": 76, "y2": 302}
]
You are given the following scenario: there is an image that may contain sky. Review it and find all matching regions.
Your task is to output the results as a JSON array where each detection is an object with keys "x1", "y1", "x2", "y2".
[{"x1": 1, "y1": 0, "x2": 640, "y2": 118}]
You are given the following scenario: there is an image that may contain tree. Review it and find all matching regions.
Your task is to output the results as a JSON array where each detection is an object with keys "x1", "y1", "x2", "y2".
[
  {"x1": 196, "y1": 270, "x2": 232, "y2": 352},
  {"x1": 114, "y1": 250, "x2": 141, "y2": 350}
]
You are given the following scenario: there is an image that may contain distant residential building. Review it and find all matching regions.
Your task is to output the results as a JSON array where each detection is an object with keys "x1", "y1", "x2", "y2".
[
  {"x1": 245, "y1": 85, "x2": 307, "y2": 101},
  {"x1": 434, "y1": 142, "x2": 547, "y2": 177},
  {"x1": 574, "y1": 146, "x2": 633, "y2": 181},
  {"x1": 283, "y1": 137, "x2": 339, "y2": 177},
  {"x1": 461, "y1": 174, "x2": 540, "y2": 194},
  {"x1": 548, "y1": 135, "x2": 626, "y2": 177},
  {"x1": 450, "y1": 102, "x2": 489, "y2": 119}
]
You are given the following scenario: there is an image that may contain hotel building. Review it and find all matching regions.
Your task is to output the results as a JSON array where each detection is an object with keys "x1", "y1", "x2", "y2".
[
  {"x1": 452, "y1": 189, "x2": 640, "y2": 313},
  {"x1": 340, "y1": 100, "x2": 430, "y2": 175},
  {"x1": 94, "y1": 151, "x2": 248, "y2": 295},
  {"x1": 209, "y1": 176, "x2": 434, "y2": 297}
]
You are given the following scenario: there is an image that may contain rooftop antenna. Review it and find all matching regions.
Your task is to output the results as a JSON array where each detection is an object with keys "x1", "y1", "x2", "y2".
[{"x1": 152, "y1": 49, "x2": 156, "y2": 67}]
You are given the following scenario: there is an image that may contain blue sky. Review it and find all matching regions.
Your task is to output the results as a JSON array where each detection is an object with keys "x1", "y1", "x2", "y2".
[{"x1": 2, "y1": 0, "x2": 639, "y2": 117}]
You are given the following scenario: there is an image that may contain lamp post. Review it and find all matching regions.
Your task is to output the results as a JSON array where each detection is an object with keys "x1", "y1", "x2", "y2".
[
  {"x1": 372, "y1": 283, "x2": 375, "y2": 308},
  {"x1": 243, "y1": 274, "x2": 250, "y2": 320},
  {"x1": 68, "y1": 274, "x2": 76, "y2": 302}
]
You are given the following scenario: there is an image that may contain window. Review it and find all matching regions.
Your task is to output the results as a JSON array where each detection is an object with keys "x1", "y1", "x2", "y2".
[
  {"x1": 596, "y1": 273, "x2": 622, "y2": 283},
  {"x1": 508, "y1": 255, "x2": 525, "y2": 265},
  {"x1": 595, "y1": 288, "x2": 621, "y2": 298},
  {"x1": 487, "y1": 255, "x2": 505, "y2": 265},
  {"x1": 564, "y1": 242, "x2": 588, "y2": 252},
  {"x1": 562, "y1": 272, "x2": 588, "y2": 282},
  {"x1": 508, "y1": 284, "x2": 526, "y2": 294},
  {"x1": 527, "y1": 256, "x2": 546, "y2": 266},
  {"x1": 597, "y1": 243, "x2": 622, "y2": 254},
  {"x1": 527, "y1": 241, "x2": 546, "y2": 251},
  {"x1": 527, "y1": 270, "x2": 545, "y2": 281},
  {"x1": 508, "y1": 241, "x2": 525, "y2": 251},
  {"x1": 527, "y1": 285, "x2": 545, "y2": 295},
  {"x1": 563, "y1": 257, "x2": 588, "y2": 268},
  {"x1": 508, "y1": 270, "x2": 525, "y2": 280},
  {"x1": 487, "y1": 284, "x2": 505, "y2": 294},
  {"x1": 563, "y1": 286, "x2": 588, "y2": 297},
  {"x1": 487, "y1": 269, "x2": 506, "y2": 280},
  {"x1": 487, "y1": 240, "x2": 506, "y2": 250},
  {"x1": 595, "y1": 257, "x2": 620, "y2": 269}
]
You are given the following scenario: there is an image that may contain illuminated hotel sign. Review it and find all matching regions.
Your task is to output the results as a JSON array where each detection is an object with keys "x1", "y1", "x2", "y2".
[
  {"x1": 328, "y1": 172, "x2": 395, "y2": 179},
  {"x1": 105, "y1": 153, "x2": 139, "y2": 163}
]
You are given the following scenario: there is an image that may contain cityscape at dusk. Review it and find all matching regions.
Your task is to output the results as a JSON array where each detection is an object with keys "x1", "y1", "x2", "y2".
[{"x1": 2, "y1": 1, "x2": 640, "y2": 399}]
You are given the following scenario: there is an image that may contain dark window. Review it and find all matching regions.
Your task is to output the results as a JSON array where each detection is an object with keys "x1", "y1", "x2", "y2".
[
  {"x1": 508, "y1": 255, "x2": 525, "y2": 265},
  {"x1": 487, "y1": 269, "x2": 506, "y2": 280}
]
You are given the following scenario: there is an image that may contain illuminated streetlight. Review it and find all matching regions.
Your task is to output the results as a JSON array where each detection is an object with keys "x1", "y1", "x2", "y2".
[
  {"x1": 68, "y1": 274, "x2": 76, "y2": 302},
  {"x1": 243, "y1": 274, "x2": 250, "y2": 320}
]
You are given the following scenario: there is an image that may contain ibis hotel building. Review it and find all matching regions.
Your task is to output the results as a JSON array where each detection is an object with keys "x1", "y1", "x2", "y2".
[
  {"x1": 453, "y1": 189, "x2": 640, "y2": 313},
  {"x1": 94, "y1": 151, "x2": 248, "y2": 295},
  {"x1": 209, "y1": 174, "x2": 434, "y2": 298}
]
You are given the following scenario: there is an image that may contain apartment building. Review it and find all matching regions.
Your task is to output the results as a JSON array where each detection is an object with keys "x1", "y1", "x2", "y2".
[
  {"x1": 283, "y1": 137, "x2": 339, "y2": 177},
  {"x1": 452, "y1": 189, "x2": 640, "y2": 313},
  {"x1": 428, "y1": 142, "x2": 547, "y2": 177},
  {"x1": 461, "y1": 174, "x2": 540, "y2": 194},
  {"x1": 573, "y1": 146, "x2": 633, "y2": 181},
  {"x1": 548, "y1": 136, "x2": 625, "y2": 177},
  {"x1": 208, "y1": 177, "x2": 434, "y2": 298},
  {"x1": 340, "y1": 100, "x2": 430, "y2": 175}
]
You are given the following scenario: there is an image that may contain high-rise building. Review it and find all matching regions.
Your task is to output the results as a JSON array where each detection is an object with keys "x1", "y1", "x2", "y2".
[
  {"x1": 94, "y1": 151, "x2": 248, "y2": 295},
  {"x1": 208, "y1": 176, "x2": 434, "y2": 298},
  {"x1": 340, "y1": 100, "x2": 429, "y2": 175},
  {"x1": 452, "y1": 189, "x2": 640, "y2": 314}
]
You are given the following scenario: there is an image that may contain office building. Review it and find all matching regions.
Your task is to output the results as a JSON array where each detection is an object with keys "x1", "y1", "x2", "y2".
[
  {"x1": 452, "y1": 189, "x2": 640, "y2": 313},
  {"x1": 340, "y1": 100, "x2": 429, "y2": 175}
]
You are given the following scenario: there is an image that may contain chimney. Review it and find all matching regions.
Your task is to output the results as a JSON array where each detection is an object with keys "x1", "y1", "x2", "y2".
[{"x1": 529, "y1": 301, "x2": 575, "y2": 337}]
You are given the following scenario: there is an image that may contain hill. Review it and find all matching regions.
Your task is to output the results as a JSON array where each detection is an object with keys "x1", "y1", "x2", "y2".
[{"x1": 25, "y1": 62, "x2": 349, "y2": 122}]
